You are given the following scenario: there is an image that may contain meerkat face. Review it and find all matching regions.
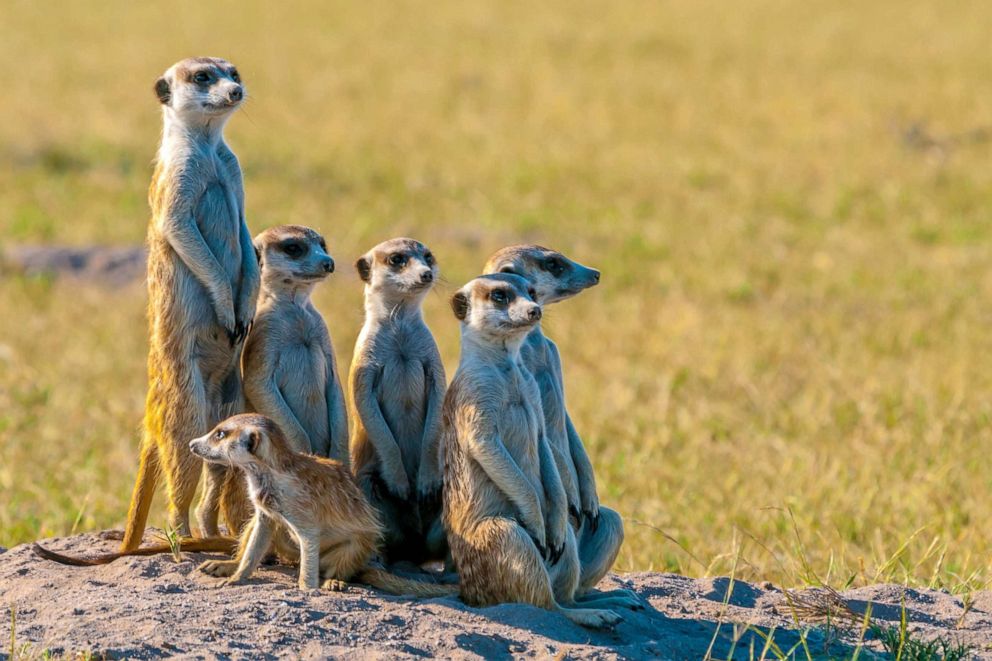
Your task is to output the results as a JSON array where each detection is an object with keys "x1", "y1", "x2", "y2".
[
  {"x1": 355, "y1": 238, "x2": 438, "y2": 300},
  {"x1": 189, "y1": 414, "x2": 274, "y2": 467},
  {"x1": 254, "y1": 225, "x2": 334, "y2": 292},
  {"x1": 484, "y1": 245, "x2": 600, "y2": 306},
  {"x1": 154, "y1": 57, "x2": 245, "y2": 121},
  {"x1": 451, "y1": 274, "x2": 543, "y2": 341},
  {"x1": 189, "y1": 413, "x2": 281, "y2": 467}
]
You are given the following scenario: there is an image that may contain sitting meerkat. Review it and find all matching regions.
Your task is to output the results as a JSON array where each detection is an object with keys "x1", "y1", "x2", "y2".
[
  {"x1": 348, "y1": 238, "x2": 447, "y2": 565},
  {"x1": 244, "y1": 225, "x2": 348, "y2": 460},
  {"x1": 210, "y1": 225, "x2": 349, "y2": 535},
  {"x1": 192, "y1": 414, "x2": 457, "y2": 595},
  {"x1": 442, "y1": 274, "x2": 638, "y2": 629},
  {"x1": 484, "y1": 245, "x2": 625, "y2": 595}
]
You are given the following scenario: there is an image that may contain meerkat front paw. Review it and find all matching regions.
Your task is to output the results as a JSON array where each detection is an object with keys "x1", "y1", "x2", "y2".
[
  {"x1": 321, "y1": 578, "x2": 348, "y2": 592},
  {"x1": 198, "y1": 559, "x2": 239, "y2": 578}
]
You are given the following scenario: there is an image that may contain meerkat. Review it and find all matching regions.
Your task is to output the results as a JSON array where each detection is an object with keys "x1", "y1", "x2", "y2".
[
  {"x1": 192, "y1": 414, "x2": 458, "y2": 596},
  {"x1": 442, "y1": 274, "x2": 638, "y2": 629},
  {"x1": 348, "y1": 239, "x2": 447, "y2": 565},
  {"x1": 244, "y1": 226, "x2": 348, "y2": 460},
  {"x1": 120, "y1": 57, "x2": 260, "y2": 552},
  {"x1": 484, "y1": 245, "x2": 625, "y2": 595}
]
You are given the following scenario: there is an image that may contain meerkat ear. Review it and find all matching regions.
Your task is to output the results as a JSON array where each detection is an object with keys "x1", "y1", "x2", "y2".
[
  {"x1": 243, "y1": 430, "x2": 261, "y2": 454},
  {"x1": 252, "y1": 242, "x2": 262, "y2": 265},
  {"x1": 451, "y1": 291, "x2": 470, "y2": 320},
  {"x1": 355, "y1": 256, "x2": 372, "y2": 283},
  {"x1": 154, "y1": 77, "x2": 171, "y2": 105}
]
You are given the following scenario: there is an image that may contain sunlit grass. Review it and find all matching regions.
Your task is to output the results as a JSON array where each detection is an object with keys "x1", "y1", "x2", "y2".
[{"x1": 2, "y1": 0, "x2": 992, "y2": 592}]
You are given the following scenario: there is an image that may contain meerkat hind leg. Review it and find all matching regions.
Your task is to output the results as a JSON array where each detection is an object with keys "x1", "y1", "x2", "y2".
[
  {"x1": 318, "y1": 532, "x2": 377, "y2": 591},
  {"x1": 577, "y1": 506, "x2": 625, "y2": 593},
  {"x1": 458, "y1": 517, "x2": 621, "y2": 629}
]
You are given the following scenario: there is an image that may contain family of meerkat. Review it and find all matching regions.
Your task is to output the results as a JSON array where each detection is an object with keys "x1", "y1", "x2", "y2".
[{"x1": 35, "y1": 57, "x2": 638, "y2": 630}]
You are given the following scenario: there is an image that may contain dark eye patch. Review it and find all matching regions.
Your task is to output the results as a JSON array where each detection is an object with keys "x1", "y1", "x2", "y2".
[
  {"x1": 490, "y1": 288, "x2": 513, "y2": 305},
  {"x1": 527, "y1": 287, "x2": 537, "y2": 300},
  {"x1": 192, "y1": 70, "x2": 211, "y2": 84},
  {"x1": 230, "y1": 69, "x2": 241, "y2": 83},
  {"x1": 280, "y1": 240, "x2": 307, "y2": 258},
  {"x1": 424, "y1": 251, "x2": 435, "y2": 266},
  {"x1": 388, "y1": 253, "x2": 408, "y2": 267},
  {"x1": 543, "y1": 256, "x2": 566, "y2": 276}
]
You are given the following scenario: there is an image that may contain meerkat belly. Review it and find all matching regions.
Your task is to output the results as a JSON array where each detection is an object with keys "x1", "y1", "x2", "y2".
[
  {"x1": 379, "y1": 356, "x2": 428, "y2": 476},
  {"x1": 195, "y1": 178, "x2": 243, "y2": 292},
  {"x1": 499, "y1": 393, "x2": 544, "y2": 496},
  {"x1": 278, "y1": 340, "x2": 330, "y2": 443}
]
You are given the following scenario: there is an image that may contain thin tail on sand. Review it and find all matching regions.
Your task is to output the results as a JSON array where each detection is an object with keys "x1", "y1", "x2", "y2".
[{"x1": 32, "y1": 537, "x2": 237, "y2": 567}]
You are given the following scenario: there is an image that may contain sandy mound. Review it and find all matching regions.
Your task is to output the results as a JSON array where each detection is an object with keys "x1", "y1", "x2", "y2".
[{"x1": 2, "y1": 533, "x2": 988, "y2": 659}]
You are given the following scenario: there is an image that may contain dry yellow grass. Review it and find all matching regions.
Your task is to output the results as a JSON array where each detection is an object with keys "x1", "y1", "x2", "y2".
[{"x1": 2, "y1": 0, "x2": 991, "y2": 591}]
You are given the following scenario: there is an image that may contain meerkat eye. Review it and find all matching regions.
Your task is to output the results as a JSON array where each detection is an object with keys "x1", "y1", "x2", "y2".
[
  {"x1": 527, "y1": 287, "x2": 537, "y2": 300},
  {"x1": 230, "y1": 70, "x2": 240, "y2": 83},
  {"x1": 490, "y1": 289, "x2": 508, "y2": 305},
  {"x1": 319, "y1": 238, "x2": 327, "y2": 250},
  {"x1": 424, "y1": 252, "x2": 434, "y2": 266},
  {"x1": 389, "y1": 253, "x2": 407, "y2": 267},
  {"x1": 543, "y1": 257, "x2": 564, "y2": 276},
  {"x1": 193, "y1": 71, "x2": 210, "y2": 84},
  {"x1": 215, "y1": 429, "x2": 226, "y2": 440},
  {"x1": 282, "y1": 242, "x2": 305, "y2": 258}
]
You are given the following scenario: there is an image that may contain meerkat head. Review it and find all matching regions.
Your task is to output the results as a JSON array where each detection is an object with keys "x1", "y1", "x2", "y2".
[
  {"x1": 484, "y1": 245, "x2": 600, "y2": 306},
  {"x1": 189, "y1": 414, "x2": 284, "y2": 468},
  {"x1": 355, "y1": 238, "x2": 438, "y2": 305},
  {"x1": 154, "y1": 57, "x2": 244, "y2": 124},
  {"x1": 253, "y1": 225, "x2": 334, "y2": 297},
  {"x1": 451, "y1": 274, "x2": 543, "y2": 345}
]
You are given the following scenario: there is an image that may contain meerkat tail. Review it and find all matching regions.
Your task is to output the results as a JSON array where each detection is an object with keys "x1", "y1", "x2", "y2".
[
  {"x1": 33, "y1": 537, "x2": 238, "y2": 567},
  {"x1": 120, "y1": 437, "x2": 161, "y2": 552},
  {"x1": 355, "y1": 566, "x2": 460, "y2": 598}
]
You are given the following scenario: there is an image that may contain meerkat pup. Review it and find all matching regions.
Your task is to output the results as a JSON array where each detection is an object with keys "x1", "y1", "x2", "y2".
[
  {"x1": 442, "y1": 274, "x2": 635, "y2": 629},
  {"x1": 484, "y1": 245, "x2": 626, "y2": 595},
  {"x1": 192, "y1": 414, "x2": 457, "y2": 597},
  {"x1": 348, "y1": 238, "x2": 447, "y2": 565},
  {"x1": 121, "y1": 57, "x2": 260, "y2": 552}
]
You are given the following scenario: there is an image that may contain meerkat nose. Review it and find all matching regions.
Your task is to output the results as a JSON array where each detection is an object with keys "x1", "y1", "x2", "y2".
[
  {"x1": 527, "y1": 305, "x2": 542, "y2": 321},
  {"x1": 229, "y1": 86, "x2": 243, "y2": 102},
  {"x1": 591, "y1": 270, "x2": 601, "y2": 283},
  {"x1": 322, "y1": 257, "x2": 335, "y2": 273},
  {"x1": 421, "y1": 271, "x2": 434, "y2": 283}
]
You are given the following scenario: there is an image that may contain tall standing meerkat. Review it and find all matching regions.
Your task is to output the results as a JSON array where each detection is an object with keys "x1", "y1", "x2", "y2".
[
  {"x1": 192, "y1": 414, "x2": 457, "y2": 597},
  {"x1": 120, "y1": 57, "x2": 260, "y2": 552},
  {"x1": 442, "y1": 274, "x2": 638, "y2": 629},
  {"x1": 349, "y1": 238, "x2": 447, "y2": 564},
  {"x1": 484, "y1": 245, "x2": 622, "y2": 593}
]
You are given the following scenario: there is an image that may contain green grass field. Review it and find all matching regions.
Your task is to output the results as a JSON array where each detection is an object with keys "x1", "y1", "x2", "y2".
[{"x1": 2, "y1": 0, "x2": 991, "y2": 593}]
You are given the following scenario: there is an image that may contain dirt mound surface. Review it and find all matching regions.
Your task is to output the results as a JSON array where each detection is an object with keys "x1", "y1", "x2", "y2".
[{"x1": 2, "y1": 533, "x2": 988, "y2": 659}]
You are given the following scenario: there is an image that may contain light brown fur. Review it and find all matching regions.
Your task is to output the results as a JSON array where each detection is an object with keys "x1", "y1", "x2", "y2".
[
  {"x1": 193, "y1": 414, "x2": 457, "y2": 597},
  {"x1": 442, "y1": 274, "x2": 633, "y2": 629},
  {"x1": 121, "y1": 57, "x2": 260, "y2": 552},
  {"x1": 484, "y1": 245, "x2": 627, "y2": 595},
  {"x1": 348, "y1": 238, "x2": 447, "y2": 564}
]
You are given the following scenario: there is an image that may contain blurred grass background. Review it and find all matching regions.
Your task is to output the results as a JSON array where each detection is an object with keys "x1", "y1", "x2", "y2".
[{"x1": 2, "y1": 0, "x2": 991, "y2": 592}]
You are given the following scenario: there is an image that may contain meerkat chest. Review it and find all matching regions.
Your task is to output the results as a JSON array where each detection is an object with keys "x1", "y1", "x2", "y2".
[
  {"x1": 498, "y1": 370, "x2": 543, "y2": 471},
  {"x1": 377, "y1": 330, "x2": 428, "y2": 409}
]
